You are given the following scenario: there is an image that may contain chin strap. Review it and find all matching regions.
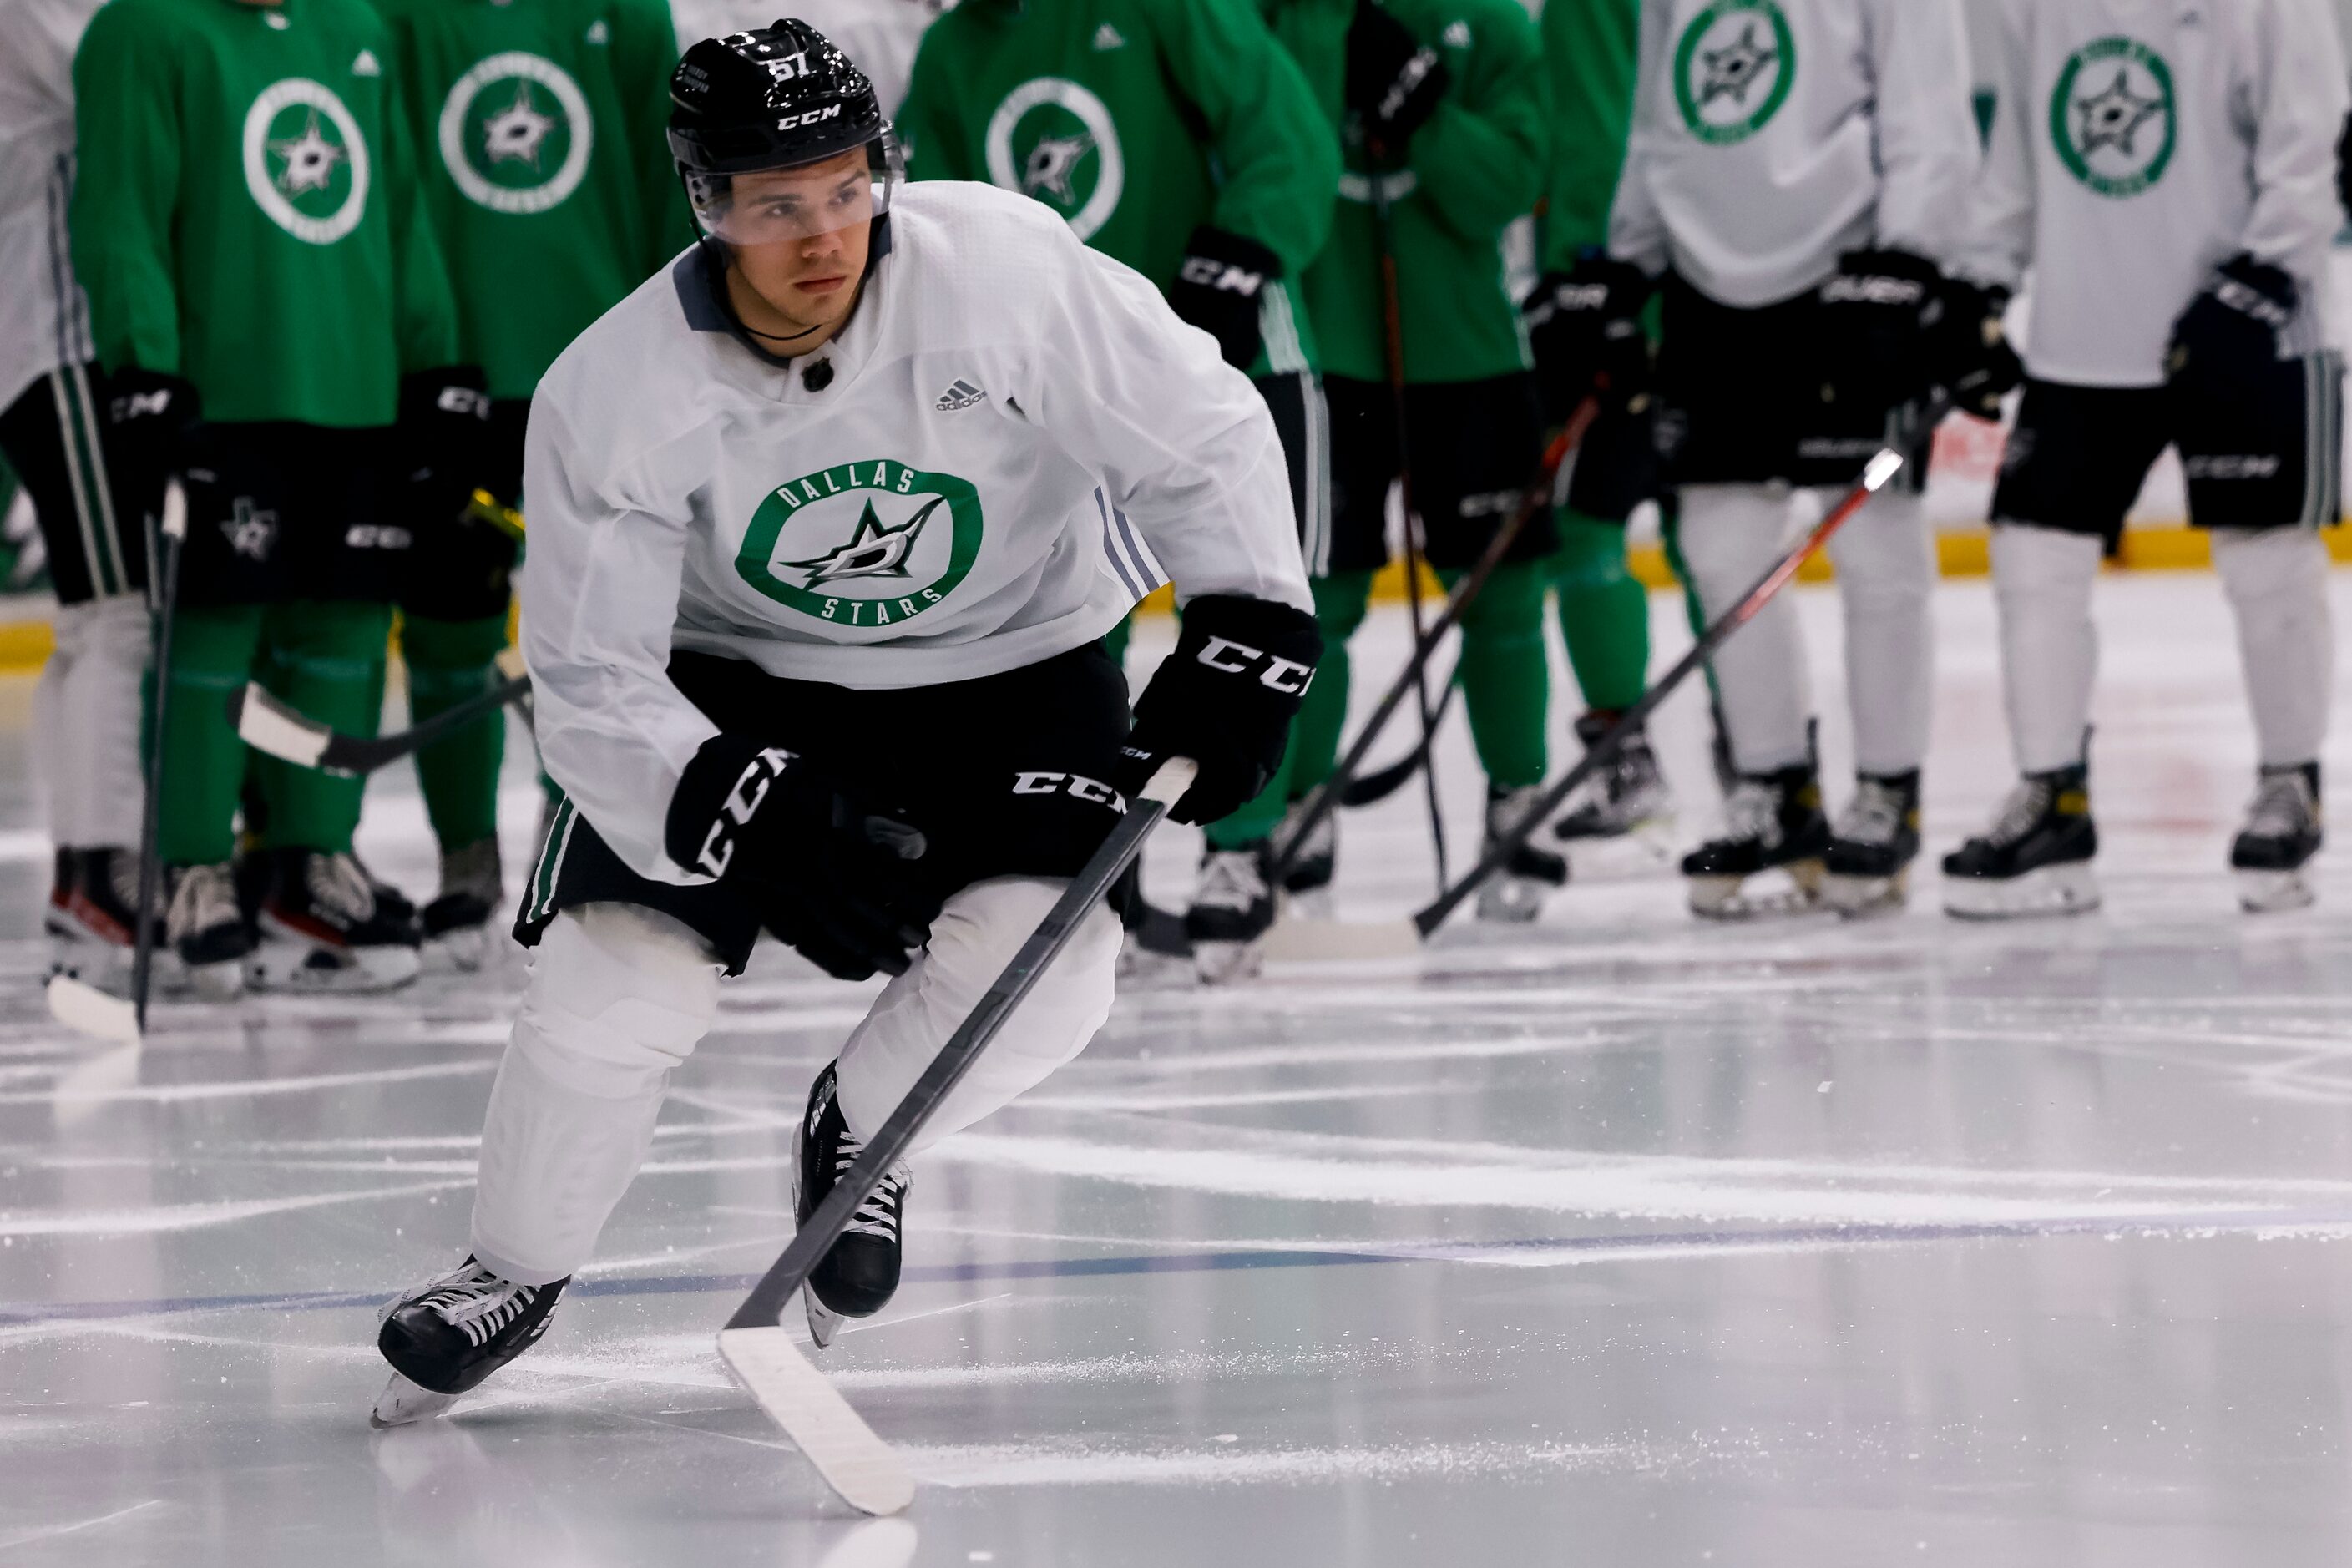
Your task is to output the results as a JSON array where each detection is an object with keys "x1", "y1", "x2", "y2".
[{"x1": 692, "y1": 212, "x2": 893, "y2": 372}]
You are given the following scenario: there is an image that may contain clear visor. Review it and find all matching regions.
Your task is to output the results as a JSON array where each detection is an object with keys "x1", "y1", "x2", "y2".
[{"x1": 685, "y1": 136, "x2": 903, "y2": 247}]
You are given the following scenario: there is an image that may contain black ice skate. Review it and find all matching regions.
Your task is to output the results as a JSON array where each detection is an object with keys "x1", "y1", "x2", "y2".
[
  {"x1": 1940, "y1": 763, "x2": 2099, "y2": 919},
  {"x1": 373, "y1": 1257, "x2": 568, "y2": 1426},
  {"x1": 1187, "y1": 840, "x2": 1276, "y2": 984},
  {"x1": 166, "y1": 861, "x2": 253, "y2": 999},
  {"x1": 1476, "y1": 784, "x2": 1568, "y2": 923},
  {"x1": 797, "y1": 1061, "x2": 909, "y2": 1348},
  {"x1": 1275, "y1": 799, "x2": 1336, "y2": 918},
  {"x1": 46, "y1": 847, "x2": 163, "y2": 993},
  {"x1": 1682, "y1": 764, "x2": 1829, "y2": 918},
  {"x1": 422, "y1": 837, "x2": 503, "y2": 971},
  {"x1": 249, "y1": 848, "x2": 422, "y2": 993},
  {"x1": 1823, "y1": 771, "x2": 1921, "y2": 918},
  {"x1": 2231, "y1": 762, "x2": 2322, "y2": 913},
  {"x1": 1552, "y1": 714, "x2": 1672, "y2": 848}
]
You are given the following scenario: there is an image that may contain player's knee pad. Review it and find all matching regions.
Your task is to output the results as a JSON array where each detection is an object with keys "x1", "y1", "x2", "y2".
[
  {"x1": 75, "y1": 594, "x2": 153, "y2": 672},
  {"x1": 1674, "y1": 484, "x2": 1790, "y2": 612},
  {"x1": 925, "y1": 878, "x2": 1120, "y2": 1058},
  {"x1": 1828, "y1": 491, "x2": 1934, "y2": 602},
  {"x1": 2211, "y1": 526, "x2": 2329, "y2": 612},
  {"x1": 1550, "y1": 511, "x2": 1634, "y2": 589},
  {"x1": 508, "y1": 903, "x2": 722, "y2": 1100},
  {"x1": 1454, "y1": 561, "x2": 1547, "y2": 645},
  {"x1": 1990, "y1": 524, "x2": 2101, "y2": 614}
]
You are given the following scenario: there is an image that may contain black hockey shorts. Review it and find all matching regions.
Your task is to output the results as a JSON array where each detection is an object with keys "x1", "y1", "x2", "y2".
[
  {"x1": 1560, "y1": 395, "x2": 1662, "y2": 523},
  {"x1": 175, "y1": 422, "x2": 407, "y2": 607},
  {"x1": 399, "y1": 397, "x2": 524, "y2": 624},
  {"x1": 1323, "y1": 371, "x2": 1553, "y2": 575},
  {"x1": 1653, "y1": 275, "x2": 1923, "y2": 491},
  {"x1": 0, "y1": 363, "x2": 148, "y2": 604},
  {"x1": 1992, "y1": 367, "x2": 2346, "y2": 548},
  {"x1": 1257, "y1": 370, "x2": 1337, "y2": 577},
  {"x1": 516, "y1": 642, "x2": 1134, "y2": 974}
]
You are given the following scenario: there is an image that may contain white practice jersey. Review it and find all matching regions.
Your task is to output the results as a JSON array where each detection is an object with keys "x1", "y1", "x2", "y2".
[
  {"x1": 523, "y1": 180, "x2": 1310, "y2": 885},
  {"x1": 1609, "y1": 0, "x2": 1979, "y2": 307},
  {"x1": 1960, "y1": 0, "x2": 2349, "y2": 388},
  {"x1": 670, "y1": 0, "x2": 943, "y2": 115},
  {"x1": 0, "y1": 0, "x2": 101, "y2": 412}
]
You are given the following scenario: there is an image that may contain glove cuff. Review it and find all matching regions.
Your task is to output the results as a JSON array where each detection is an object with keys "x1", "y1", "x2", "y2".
[
  {"x1": 103, "y1": 367, "x2": 202, "y2": 429},
  {"x1": 665, "y1": 733, "x2": 800, "y2": 879},
  {"x1": 1168, "y1": 594, "x2": 1323, "y2": 680},
  {"x1": 1177, "y1": 225, "x2": 1282, "y2": 300}
]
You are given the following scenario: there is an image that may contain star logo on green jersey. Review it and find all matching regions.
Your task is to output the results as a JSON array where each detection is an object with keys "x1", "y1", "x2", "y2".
[
  {"x1": 242, "y1": 78, "x2": 371, "y2": 245},
  {"x1": 738, "y1": 461, "x2": 985, "y2": 628},
  {"x1": 1672, "y1": 0, "x2": 1795, "y2": 146},
  {"x1": 985, "y1": 78, "x2": 1125, "y2": 240},
  {"x1": 439, "y1": 52, "x2": 594, "y2": 215},
  {"x1": 2051, "y1": 37, "x2": 2177, "y2": 198}
]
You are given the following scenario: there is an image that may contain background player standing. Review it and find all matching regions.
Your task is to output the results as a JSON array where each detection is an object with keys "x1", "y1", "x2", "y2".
[
  {"x1": 1266, "y1": 0, "x2": 1560, "y2": 923},
  {"x1": 0, "y1": 0, "x2": 154, "y2": 990},
  {"x1": 372, "y1": 23, "x2": 1318, "y2": 1420},
  {"x1": 377, "y1": 0, "x2": 686, "y2": 966},
  {"x1": 897, "y1": 0, "x2": 1337, "y2": 980},
  {"x1": 73, "y1": 0, "x2": 486, "y2": 993},
  {"x1": 1573, "y1": 0, "x2": 1990, "y2": 918},
  {"x1": 1945, "y1": 0, "x2": 2348, "y2": 918}
]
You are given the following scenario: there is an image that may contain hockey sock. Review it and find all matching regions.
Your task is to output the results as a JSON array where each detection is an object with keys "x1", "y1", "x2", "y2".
[
  {"x1": 1823, "y1": 487, "x2": 1935, "y2": 776},
  {"x1": 1550, "y1": 508, "x2": 1650, "y2": 712},
  {"x1": 251, "y1": 599, "x2": 391, "y2": 854},
  {"x1": 156, "y1": 604, "x2": 265, "y2": 867},
  {"x1": 1989, "y1": 524, "x2": 2101, "y2": 775},
  {"x1": 2212, "y1": 526, "x2": 2334, "y2": 768},
  {"x1": 1440, "y1": 561, "x2": 1549, "y2": 790},
  {"x1": 1675, "y1": 485, "x2": 1812, "y2": 774},
  {"x1": 399, "y1": 610, "x2": 510, "y2": 851},
  {"x1": 1287, "y1": 570, "x2": 1373, "y2": 794}
]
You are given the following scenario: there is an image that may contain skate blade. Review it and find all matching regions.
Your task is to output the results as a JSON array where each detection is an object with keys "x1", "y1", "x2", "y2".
[
  {"x1": 1824, "y1": 867, "x2": 1910, "y2": 919},
  {"x1": 1688, "y1": 861, "x2": 1825, "y2": 921},
  {"x1": 248, "y1": 931, "x2": 421, "y2": 994},
  {"x1": 1942, "y1": 862, "x2": 2101, "y2": 921},
  {"x1": 421, "y1": 925, "x2": 491, "y2": 974},
  {"x1": 804, "y1": 1283, "x2": 845, "y2": 1349},
  {"x1": 371, "y1": 1370, "x2": 460, "y2": 1429},
  {"x1": 1192, "y1": 937, "x2": 1265, "y2": 985},
  {"x1": 1278, "y1": 884, "x2": 1336, "y2": 922},
  {"x1": 2237, "y1": 867, "x2": 2318, "y2": 914},
  {"x1": 1474, "y1": 878, "x2": 1547, "y2": 924}
]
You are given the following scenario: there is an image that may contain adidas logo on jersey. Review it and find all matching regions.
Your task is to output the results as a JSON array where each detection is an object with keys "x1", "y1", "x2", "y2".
[
  {"x1": 352, "y1": 48, "x2": 382, "y2": 75},
  {"x1": 585, "y1": 18, "x2": 609, "y2": 43},
  {"x1": 934, "y1": 378, "x2": 988, "y2": 412},
  {"x1": 1093, "y1": 23, "x2": 1126, "y2": 49}
]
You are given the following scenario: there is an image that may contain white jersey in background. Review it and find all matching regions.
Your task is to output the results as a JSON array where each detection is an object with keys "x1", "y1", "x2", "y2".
[
  {"x1": 1961, "y1": 0, "x2": 2349, "y2": 388},
  {"x1": 669, "y1": 0, "x2": 943, "y2": 114},
  {"x1": 1609, "y1": 0, "x2": 1978, "y2": 306},
  {"x1": 523, "y1": 179, "x2": 1310, "y2": 885},
  {"x1": 0, "y1": 0, "x2": 101, "y2": 412}
]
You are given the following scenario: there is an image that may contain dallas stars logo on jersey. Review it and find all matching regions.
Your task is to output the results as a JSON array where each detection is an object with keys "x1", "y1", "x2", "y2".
[
  {"x1": 738, "y1": 460, "x2": 984, "y2": 626},
  {"x1": 2051, "y1": 37, "x2": 2177, "y2": 199},
  {"x1": 243, "y1": 78, "x2": 372, "y2": 244},
  {"x1": 1672, "y1": 0, "x2": 1794, "y2": 147},
  {"x1": 438, "y1": 52, "x2": 595, "y2": 215},
  {"x1": 984, "y1": 78, "x2": 1125, "y2": 240}
]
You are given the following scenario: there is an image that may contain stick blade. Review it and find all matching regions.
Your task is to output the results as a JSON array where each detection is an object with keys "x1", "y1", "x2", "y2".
[
  {"x1": 231, "y1": 682, "x2": 341, "y2": 771},
  {"x1": 1261, "y1": 917, "x2": 1422, "y2": 963},
  {"x1": 718, "y1": 1325, "x2": 913, "y2": 1515},
  {"x1": 45, "y1": 975, "x2": 142, "y2": 1045}
]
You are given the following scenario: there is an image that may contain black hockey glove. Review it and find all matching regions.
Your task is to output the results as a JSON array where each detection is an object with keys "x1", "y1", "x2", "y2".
[
  {"x1": 1119, "y1": 594, "x2": 1322, "y2": 825},
  {"x1": 100, "y1": 367, "x2": 203, "y2": 513},
  {"x1": 1346, "y1": 0, "x2": 1450, "y2": 159},
  {"x1": 2169, "y1": 254, "x2": 2299, "y2": 392},
  {"x1": 1521, "y1": 253, "x2": 1655, "y2": 423},
  {"x1": 1818, "y1": 248, "x2": 1942, "y2": 413},
  {"x1": 1928, "y1": 278, "x2": 2022, "y2": 422},
  {"x1": 665, "y1": 734, "x2": 944, "y2": 981},
  {"x1": 397, "y1": 366, "x2": 496, "y2": 523},
  {"x1": 1167, "y1": 225, "x2": 1281, "y2": 372}
]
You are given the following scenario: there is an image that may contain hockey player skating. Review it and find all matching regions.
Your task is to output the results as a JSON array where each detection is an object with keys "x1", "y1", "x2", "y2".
[
  {"x1": 898, "y1": 0, "x2": 1335, "y2": 980},
  {"x1": 72, "y1": 0, "x2": 487, "y2": 992},
  {"x1": 1946, "y1": 0, "x2": 2348, "y2": 918},
  {"x1": 372, "y1": 23, "x2": 1317, "y2": 1421},
  {"x1": 0, "y1": 0, "x2": 154, "y2": 991},
  {"x1": 1266, "y1": 0, "x2": 1560, "y2": 923},
  {"x1": 1561, "y1": 0, "x2": 2002, "y2": 918},
  {"x1": 378, "y1": 0, "x2": 685, "y2": 967}
]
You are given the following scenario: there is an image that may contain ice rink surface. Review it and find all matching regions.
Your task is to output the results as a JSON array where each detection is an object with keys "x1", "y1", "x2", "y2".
[{"x1": 9, "y1": 570, "x2": 2352, "y2": 1565}]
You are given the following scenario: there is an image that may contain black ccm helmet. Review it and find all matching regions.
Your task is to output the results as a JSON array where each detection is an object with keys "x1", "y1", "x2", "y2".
[{"x1": 667, "y1": 19, "x2": 904, "y2": 250}]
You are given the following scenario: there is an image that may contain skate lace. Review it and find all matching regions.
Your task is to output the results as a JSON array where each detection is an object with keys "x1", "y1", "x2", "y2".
[
  {"x1": 418, "y1": 1262, "x2": 540, "y2": 1348},
  {"x1": 1721, "y1": 778, "x2": 1784, "y2": 847},
  {"x1": 831, "y1": 1130, "x2": 909, "y2": 1242},
  {"x1": 1196, "y1": 848, "x2": 1269, "y2": 912},
  {"x1": 2243, "y1": 771, "x2": 2315, "y2": 841},
  {"x1": 1835, "y1": 781, "x2": 1907, "y2": 848},
  {"x1": 1984, "y1": 777, "x2": 2053, "y2": 849},
  {"x1": 1485, "y1": 787, "x2": 1545, "y2": 839},
  {"x1": 307, "y1": 853, "x2": 377, "y2": 923},
  {"x1": 168, "y1": 864, "x2": 239, "y2": 935}
]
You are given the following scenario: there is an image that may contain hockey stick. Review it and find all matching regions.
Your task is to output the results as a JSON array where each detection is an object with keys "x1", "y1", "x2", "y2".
[
  {"x1": 230, "y1": 670, "x2": 531, "y2": 776},
  {"x1": 718, "y1": 756, "x2": 1197, "y2": 1515},
  {"x1": 1341, "y1": 660, "x2": 1460, "y2": 807},
  {"x1": 46, "y1": 478, "x2": 187, "y2": 1046}
]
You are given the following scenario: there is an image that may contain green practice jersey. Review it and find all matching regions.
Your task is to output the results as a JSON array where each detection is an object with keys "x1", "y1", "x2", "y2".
[
  {"x1": 73, "y1": 0, "x2": 458, "y2": 426},
  {"x1": 898, "y1": 0, "x2": 1335, "y2": 377},
  {"x1": 372, "y1": 0, "x2": 685, "y2": 401},
  {"x1": 1267, "y1": 0, "x2": 1548, "y2": 384},
  {"x1": 1537, "y1": 0, "x2": 1634, "y2": 266}
]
